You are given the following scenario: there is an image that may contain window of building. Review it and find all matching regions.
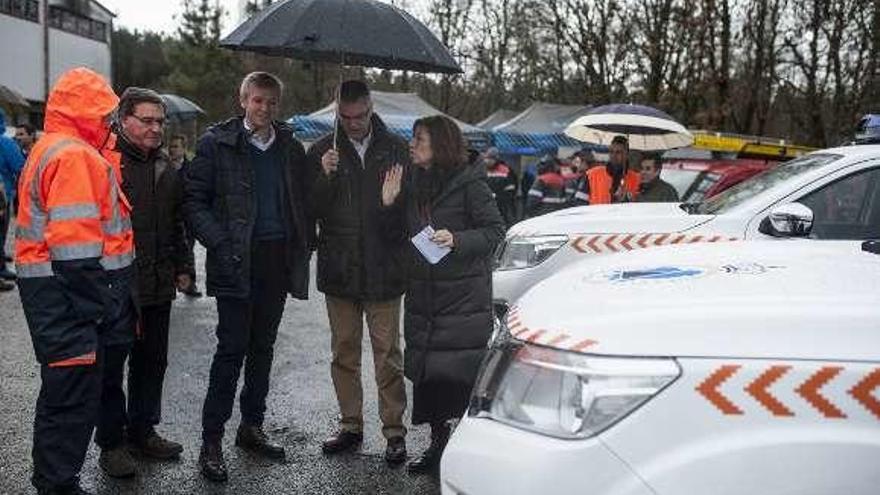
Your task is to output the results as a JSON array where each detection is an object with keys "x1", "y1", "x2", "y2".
[
  {"x1": 48, "y1": 6, "x2": 108, "y2": 43},
  {"x1": 0, "y1": 0, "x2": 40, "y2": 23}
]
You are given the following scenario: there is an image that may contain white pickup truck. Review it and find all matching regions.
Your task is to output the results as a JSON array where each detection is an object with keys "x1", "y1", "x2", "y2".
[
  {"x1": 493, "y1": 145, "x2": 880, "y2": 312},
  {"x1": 443, "y1": 239, "x2": 880, "y2": 495}
]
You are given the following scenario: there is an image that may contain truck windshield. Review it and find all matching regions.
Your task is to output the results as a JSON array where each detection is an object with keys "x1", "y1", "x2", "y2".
[{"x1": 695, "y1": 153, "x2": 842, "y2": 214}]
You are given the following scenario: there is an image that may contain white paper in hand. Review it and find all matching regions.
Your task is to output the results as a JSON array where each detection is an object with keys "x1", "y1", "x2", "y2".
[{"x1": 411, "y1": 225, "x2": 451, "y2": 265}]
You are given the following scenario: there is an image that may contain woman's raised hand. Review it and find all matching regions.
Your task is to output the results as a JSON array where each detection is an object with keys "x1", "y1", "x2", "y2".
[{"x1": 382, "y1": 164, "x2": 403, "y2": 206}]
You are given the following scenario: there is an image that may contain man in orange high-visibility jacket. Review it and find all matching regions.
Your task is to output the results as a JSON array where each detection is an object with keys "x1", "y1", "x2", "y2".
[
  {"x1": 15, "y1": 67, "x2": 136, "y2": 495},
  {"x1": 572, "y1": 135, "x2": 640, "y2": 206}
]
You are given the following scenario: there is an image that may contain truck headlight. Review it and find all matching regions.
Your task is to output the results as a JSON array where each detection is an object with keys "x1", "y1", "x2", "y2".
[
  {"x1": 470, "y1": 336, "x2": 680, "y2": 439},
  {"x1": 495, "y1": 235, "x2": 569, "y2": 271}
]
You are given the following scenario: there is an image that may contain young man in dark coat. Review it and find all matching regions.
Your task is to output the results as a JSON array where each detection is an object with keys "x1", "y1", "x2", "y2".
[
  {"x1": 94, "y1": 88, "x2": 194, "y2": 478},
  {"x1": 184, "y1": 72, "x2": 313, "y2": 482},
  {"x1": 308, "y1": 80, "x2": 410, "y2": 465},
  {"x1": 635, "y1": 156, "x2": 680, "y2": 203}
]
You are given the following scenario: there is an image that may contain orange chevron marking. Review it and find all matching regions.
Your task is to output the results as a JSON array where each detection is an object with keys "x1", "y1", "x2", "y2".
[
  {"x1": 708, "y1": 235, "x2": 722, "y2": 242},
  {"x1": 746, "y1": 365, "x2": 794, "y2": 417},
  {"x1": 653, "y1": 233, "x2": 670, "y2": 246},
  {"x1": 571, "y1": 237, "x2": 589, "y2": 253},
  {"x1": 620, "y1": 234, "x2": 635, "y2": 250},
  {"x1": 604, "y1": 235, "x2": 619, "y2": 252},
  {"x1": 525, "y1": 329, "x2": 548, "y2": 343},
  {"x1": 796, "y1": 367, "x2": 846, "y2": 419},
  {"x1": 849, "y1": 368, "x2": 880, "y2": 420},
  {"x1": 697, "y1": 365, "x2": 743, "y2": 415},
  {"x1": 545, "y1": 333, "x2": 571, "y2": 347},
  {"x1": 637, "y1": 234, "x2": 651, "y2": 248},
  {"x1": 586, "y1": 236, "x2": 602, "y2": 253},
  {"x1": 670, "y1": 234, "x2": 687, "y2": 244},
  {"x1": 570, "y1": 339, "x2": 597, "y2": 352},
  {"x1": 688, "y1": 235, "x2": 704, "y2": 243}
]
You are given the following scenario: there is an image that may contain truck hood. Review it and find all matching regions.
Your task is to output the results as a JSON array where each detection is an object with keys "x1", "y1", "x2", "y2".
[
  {"x1": 507, "y1": 203, "x2": 714, "y2": 238},
  {"x1": 508, "y1": 241, "x2": 880, "y2": 362}
]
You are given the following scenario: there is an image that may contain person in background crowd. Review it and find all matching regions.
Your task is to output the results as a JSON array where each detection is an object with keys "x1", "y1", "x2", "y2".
[
  {"x1": 572, "y1": 135, "x2": 639, "y2": 205},
  {"x1": 100, "y1": 87, "x2": 193, "y2": 478},
  {"x1": 635, "y1": 156, "x2": 679, "y2": 203},
  {"x1": 380, "y1": 115, "x2": 504, "y2": 474},
  {"x1": 166, "y1": 133, "x2": 202, "y2": 298},
  {"x1": 15, "y1": 123, "x2": 37, "y2": 157},
  {"x1": 308, "y1": 80, "x2": 409, "y2": 465},
  {"x1": 185, "y1": 72, "x2": 313, "y2": 483},
  {"x1": 525, "y1": 154, "x2": 567, "y2": 217},
  {"x1": 16, "y1": 67, "x2": 136, "y2": 495},
  {"x1": 566, "y1": 148, "x2": 595, "y2": 205},
  {"x1": 0, "y1": 109, "x2": 25, "y2": 282},
  {"x1": 481, "y1": 146, "x2": 517, "y2": 227}
]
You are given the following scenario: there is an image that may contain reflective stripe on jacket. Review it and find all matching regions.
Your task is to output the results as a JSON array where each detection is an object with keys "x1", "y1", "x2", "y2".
[
  {"x1": 15, "y1": 135, "x2": 134, "y2": 278},
  {"x1": 525, "y1": 172, "x2": 567, "y2": 217}
]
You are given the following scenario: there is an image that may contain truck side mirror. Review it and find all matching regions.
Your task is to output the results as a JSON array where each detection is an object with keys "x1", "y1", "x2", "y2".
[{"x1": 759, "y1": 202, "x2": 814, "y2": 237}]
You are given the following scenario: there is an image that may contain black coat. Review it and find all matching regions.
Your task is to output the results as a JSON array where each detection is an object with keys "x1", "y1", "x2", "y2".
[
  {"x1": 392, "y1": 165, "x2": 504, "y2": 387},
  {"x1": 307, "y1": 115, "x2": 410, "y2": 301},
  {"x1": 118, "y1": 135, "x2": 193, "y2": 307},
  {"x1": 183, "y1": 117, "x2": 313, "y2": 299}
]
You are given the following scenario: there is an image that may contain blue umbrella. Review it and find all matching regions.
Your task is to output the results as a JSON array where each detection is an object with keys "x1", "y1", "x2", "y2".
[{"x1": 564, "y1": 103, "x2": 693, "y2": 151}]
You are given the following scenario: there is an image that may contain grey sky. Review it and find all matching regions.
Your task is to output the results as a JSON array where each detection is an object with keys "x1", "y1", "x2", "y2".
[{"x1": 101, "y1": 0, "x2": 244, "y2": 35}]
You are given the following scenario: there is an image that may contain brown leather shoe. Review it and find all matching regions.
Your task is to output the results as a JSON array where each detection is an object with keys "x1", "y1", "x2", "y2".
[
  {"x1": 129, "y1": 427, "x2": 183, "y2": 460},
  {"x1": 321, "y1": 430, "x2": 363, "y2": 454},
  {"x1": 199, "y1": 441, "x2": 228, "y2": 482},
  {"x1": 384, "y1": 436, "x2": 407, "y2": 465},
  {"x1": 235, "y1": 424, "x2": 285, "y2": 459},
  {"x1": 99, "y1": 447, "x2": 136, "y2": 478}
]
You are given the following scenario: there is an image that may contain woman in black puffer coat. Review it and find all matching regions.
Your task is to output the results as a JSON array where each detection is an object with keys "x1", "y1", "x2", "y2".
[{"x1": 381, "y1": 115, "x2": 504, "y2": 473}]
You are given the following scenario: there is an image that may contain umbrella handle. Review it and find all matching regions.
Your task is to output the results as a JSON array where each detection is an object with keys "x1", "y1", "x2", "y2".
[{"x1": 332, "y1": 53, "x2": 345, "y2": 152}]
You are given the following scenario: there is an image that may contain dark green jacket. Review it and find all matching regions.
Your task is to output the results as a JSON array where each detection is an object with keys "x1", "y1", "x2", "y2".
[{"x1": 636, "y1": 178, "x2": 680, "y2": 203}]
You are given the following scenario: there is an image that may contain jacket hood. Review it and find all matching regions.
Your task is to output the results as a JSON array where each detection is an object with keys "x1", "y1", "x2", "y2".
[{"x1": 44, "y1": 68, "x2": 119, "y2": 148}]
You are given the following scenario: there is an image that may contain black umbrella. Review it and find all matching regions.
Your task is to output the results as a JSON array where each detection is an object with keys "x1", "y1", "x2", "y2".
[
  {"x1": 160, "y1": 93, "x2": 205, "y2": 122},
  {"x1": 0, "y1": 84, "x2": 30, "y2": 114},
  {"x1": 220, "y1": 0, "x2": 462, "y2": 74}
]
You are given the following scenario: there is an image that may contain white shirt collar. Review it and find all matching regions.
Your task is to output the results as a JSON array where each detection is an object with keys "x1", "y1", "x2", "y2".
[{"x1": 243, "y1": 118, "x2": 276, "y2": 152}]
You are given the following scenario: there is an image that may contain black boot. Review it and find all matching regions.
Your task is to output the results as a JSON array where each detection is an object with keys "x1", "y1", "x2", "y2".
[
  {"x1": 235, "y1": 424, "x2": 285, "y2": 459},
  {"x1": 407, "y1": 422, "x2": 450, "y2": 474},
  {"x1": 199, "y1": 441, "x2": 228, "y2": 482}
]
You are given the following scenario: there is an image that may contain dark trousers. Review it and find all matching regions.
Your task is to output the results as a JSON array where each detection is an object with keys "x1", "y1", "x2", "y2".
[
  {"x1": 127, "y1": 302, "x2": 172, "y2": 437},
  {"x1": 32, "y1": 362, "x2": 101, "y2": 491},
  {"x1": 94, "y1": 345, "x2": 131, "y2": 449},
  {"x1": 0, "y1": 203, "x2": 9, "y2": 259},
  {"x1": 201, "y1": 240, "x2": 288, "y2": 443}
]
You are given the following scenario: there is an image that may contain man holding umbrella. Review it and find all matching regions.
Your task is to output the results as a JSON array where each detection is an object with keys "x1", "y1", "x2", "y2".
[
  {"x1": 308, "y1": 80, "x2": 409, "y2": 465},
  {"x1": 572, "y1": 135, "x2": 640, "y2": 205},
  {"x1": 185, "y1": 72, "x2": 313, "y2": 482}
]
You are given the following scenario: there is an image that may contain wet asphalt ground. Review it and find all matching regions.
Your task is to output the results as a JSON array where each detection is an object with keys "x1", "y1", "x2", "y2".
[{"x1": 0, "y1": 246, "x2": 441, "y2": 495}]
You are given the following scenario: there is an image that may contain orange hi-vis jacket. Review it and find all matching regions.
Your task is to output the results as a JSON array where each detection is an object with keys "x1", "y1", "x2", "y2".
[
  {"x1": 583, "y1": 165, "x2": 640, "y2": 205},
  {"x1": 15, "y1": 68, "x2": 134, "y2": 281}
]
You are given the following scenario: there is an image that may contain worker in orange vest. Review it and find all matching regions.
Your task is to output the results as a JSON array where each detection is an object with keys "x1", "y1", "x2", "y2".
[
  {"x1": 572, "y1": 135, "x2": 640, "y2": 205},
  {"x1": 15, "y1": 67, "x2": 136, "y2": 495}
]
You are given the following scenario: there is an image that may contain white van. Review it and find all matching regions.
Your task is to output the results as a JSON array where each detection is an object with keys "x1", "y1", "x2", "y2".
[
  {"x1": 493, "y1": 145, "x2": 880, "y2": 313},
  {"x1": 443, "y1": 239, "x2": 880, "y2": 495}
]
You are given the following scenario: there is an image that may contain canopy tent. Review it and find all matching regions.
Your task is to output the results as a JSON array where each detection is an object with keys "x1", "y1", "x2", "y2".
[
  {"x1": 290, "y1": 91, "x2": 492, "y2": 150},
  {"x1": 491, "y1": 102, "x2": 595, "y2": 155},
  {"x1": 477, "y1": 109, "x2": 518, "y2": 130}
]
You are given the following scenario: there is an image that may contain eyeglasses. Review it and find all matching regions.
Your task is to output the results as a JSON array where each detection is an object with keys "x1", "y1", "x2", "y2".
[{"x1": 131, "y1": 114, "x2": 166, "y2": 127}]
